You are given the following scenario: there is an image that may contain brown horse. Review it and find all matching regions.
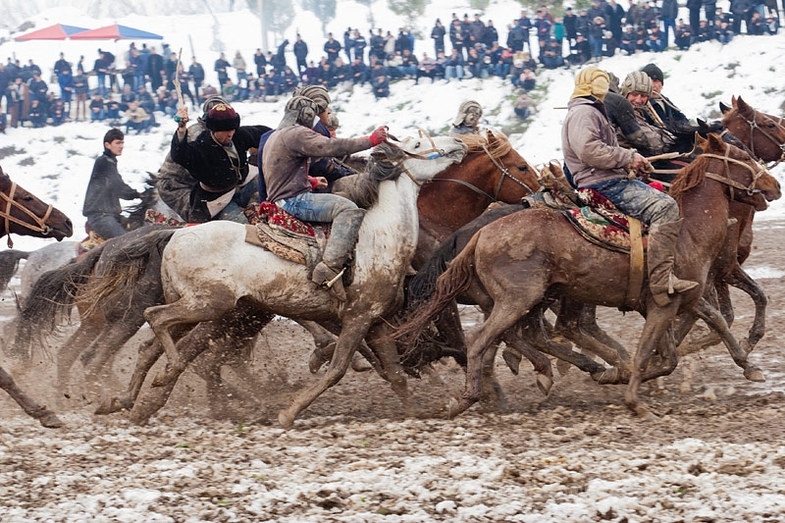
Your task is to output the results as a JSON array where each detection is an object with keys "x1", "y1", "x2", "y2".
[
  {"x1": 0, "y1": 165, "x2": 73, "y2": 428},
  {"x1": 413, "y1": 129, "x2": 538, "y2": 268},
  {"x1": 396, "y1": 134, "x2": 781, "y2": 418}
]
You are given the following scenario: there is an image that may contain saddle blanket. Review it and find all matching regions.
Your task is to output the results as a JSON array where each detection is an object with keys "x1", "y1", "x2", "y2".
[
  {"x1": 563, "y1": 188, "x2": 649, "y2": 253},
  {"x1": 244, "y1": 201, "x2": 325, "y2": 268}
]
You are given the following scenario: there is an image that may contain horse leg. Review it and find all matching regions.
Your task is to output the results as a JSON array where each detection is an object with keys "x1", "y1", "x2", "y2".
[
  {"x1": 363, "y1": 322, "x2": 414, "y2": 416},
  {"x1": 144, "y1": 291, "x2": 235, "y2": 384},
  {"x1": 556, "y1": 301, "x2": 630, "y2": 370},
  {"x1": 725, "y1": 264, "x2": 767, "y2": 351},
  {"x1": 450, "y1": 299, "x2": 534, "y2": 418},
  {"x1": 500, "y1": 312, "x2": 555, "y2": 396},
  {"x1": 54, "y1": 321, "x2": 103, "y2": 402},
  {"x1": 0, "y1": 365, "x2": 63, "y2": 428},
  {"x1": 81, "y1": 320, "x2": 145, "y2": 397},
  {"x1": 94, "y1": 336, "x2": 162, "y2": 415},
  {"x1": 694, "y1": 298, "x2": 765, "y2": 382},
  {"x1": 279, "y1": 315, "x2": 374, "y2": 428},
  {"x1": 625, "y1": 305, "x2": 680, "y2": 417}
]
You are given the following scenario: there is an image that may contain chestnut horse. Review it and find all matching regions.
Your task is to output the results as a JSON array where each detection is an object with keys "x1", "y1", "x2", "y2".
[
  {"x1": 395, "y1": 134, "x2": 781, "y2": 418},
  {"x1": 0, "y1": 165, "x2": 73, "y2": 428}
]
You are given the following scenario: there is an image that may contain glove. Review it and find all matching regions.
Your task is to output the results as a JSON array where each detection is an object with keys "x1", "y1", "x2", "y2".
[{"x1": 369, "y1": 126, "x2": 387, "y2": 146}]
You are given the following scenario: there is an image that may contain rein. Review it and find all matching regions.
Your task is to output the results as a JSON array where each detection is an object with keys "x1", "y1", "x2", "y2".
[
  {"x1": 430, "y1": 139, "x2": 536, "y2": 201},
  {"x1": 384, "y1": 129, "x2": 454, "y2": 187},
  {"x1": 0, "y1": 182, "x2": 53, "y2": 248}
]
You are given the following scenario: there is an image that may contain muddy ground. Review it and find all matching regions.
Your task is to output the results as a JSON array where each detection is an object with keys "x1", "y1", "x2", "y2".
[{"x1": 0, "y1": 220, "x2": 784, "y2": 521}]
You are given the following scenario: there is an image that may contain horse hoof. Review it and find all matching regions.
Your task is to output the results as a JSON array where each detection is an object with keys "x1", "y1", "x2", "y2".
[
  {"x1": 351, "y1": 353, "x2": 373, "y2": 373},
  {"x1": 446, "y1": 397, "x2": 471, "y2": 419},
  {"x1": 128, "y1": 409, "x2": 151, "y2": 426},
  {"x1": 151, "y1": 373, "x2": 167, "y2": 387},
  {"x1": 501, "y1": 349, "x2": 521, "y2": 375},
  {"x1": 308, "y1": 346, "x2": 331, "y2": 374},
  {"x1": 591, "y1": 367, "x2": 619, "y2": 384},
  {"x1": 95, "y1": 397, "x2": 131, "y2": 415},
  {"x1": 38, "y1": 411, "x2": 64, "y2": 429},
  {"x1": 535, "y1": 374, "x2": 553, "y2": 396},
  {"x1": 278, "y1": 409, "x2": 295, "y2": 429},
  {"x1": 743, "y1": 367, "x2": 766, "y2": 382}
]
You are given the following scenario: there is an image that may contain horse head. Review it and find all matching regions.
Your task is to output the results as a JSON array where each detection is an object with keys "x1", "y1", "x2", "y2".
[
  {"x1": 679, "y1": 134, "x2": 781, "y2": 211},
  {"x1": 721, "y1": 96, "x2": 785, "y2": 164},
  {"x1": 0, "y1": 166, "x2": 73, "y2": 245},
  {"x1": 381, "y1": 130, "x2": 467, "y2": 185}
]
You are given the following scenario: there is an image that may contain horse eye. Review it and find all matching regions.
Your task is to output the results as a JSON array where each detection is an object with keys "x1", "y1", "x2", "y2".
[
  {"x1": 23, "y1": 196, "x2": 34, "y2": 201},
  {"x1": 517, "y1": 165, "x2": 528, "y2": 171},
  {"x1": 415, "y1": 141, "x2": 421, "y2": 148}
]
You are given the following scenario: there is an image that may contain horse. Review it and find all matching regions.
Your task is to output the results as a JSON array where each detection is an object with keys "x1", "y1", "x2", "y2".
[
  {"x1": 0, "y1": 165, "x2": 73, "y2": 428},
  {"x1": 394, "y1": 134, "x2": 781, "y2": 419},
  {"x1": 35, "y1": 134, "x2": 468, "y2": 427},
  {"x1": 0, "y1": 249, "x2": 29, "y2": 292},
  {"x1": 18, "y1": 130, "x2": 539, "y2": 420}
]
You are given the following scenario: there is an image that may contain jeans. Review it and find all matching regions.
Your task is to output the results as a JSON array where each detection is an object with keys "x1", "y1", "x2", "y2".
[
  {"x1": 213, "y1": 181, "x2": 257, "y2": 223},
  {"x1": 444, "y1": 65, "x2": 464, "y2": 81},
  {"x1": 279, "y1": 191, "x2": 357, "y2": 223},
  {"x1": 584, "y1": 177, "x2": 679, "y2": 226}
]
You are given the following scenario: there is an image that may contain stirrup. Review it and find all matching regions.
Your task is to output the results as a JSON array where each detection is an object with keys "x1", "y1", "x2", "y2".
[{"x1": 323, "y1": 267, "x2": 346, "y2": 289}]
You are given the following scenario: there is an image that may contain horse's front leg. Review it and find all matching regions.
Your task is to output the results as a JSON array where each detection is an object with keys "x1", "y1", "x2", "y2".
[
  {"x1": 95, "y1": 336, "x2": 163, "y2": 415},
  {"x1": 725, "y1": 264, "x2": 767, "y2": 351},
  {"x1": 0, "y1": 365, "x2": 63, "y2": 428},
  {"x1": 364, "y1": 322, "x2": 414, "y2": 416},
  {"x1": 279, "y1": 314, "x2": 374, "y2": 428}
]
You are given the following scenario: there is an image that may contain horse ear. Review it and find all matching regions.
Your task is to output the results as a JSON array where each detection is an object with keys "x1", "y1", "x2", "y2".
[
  {"x1": 719, "y1": 102, "x2": 731, "y2": 114},
  {"x1": 694, "y1": 132, "x2": 709, "y2": 150},
  {"x1": 731, "y1": 94, "x2": 738, "y2": 106},
  {"x1": 707, "y1": 132, "x2": 724, "y2": 151},
  {"x1": 736, "y1": 96, "x2": 751, "y2": 114}
]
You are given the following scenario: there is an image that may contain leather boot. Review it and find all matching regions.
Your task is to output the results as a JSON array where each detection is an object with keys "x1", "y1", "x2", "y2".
[
  {"x1": 311, "y1": 208, "x2": 366, "y2": 301},
  {"x1": 647, "y1": 219, "x2": 699, "y2": 307}
]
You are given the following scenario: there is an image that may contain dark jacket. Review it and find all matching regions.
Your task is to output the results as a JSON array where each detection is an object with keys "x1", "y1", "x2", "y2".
[{"x1": 83, "y1": 150, "x2": 138, "y2": 217}]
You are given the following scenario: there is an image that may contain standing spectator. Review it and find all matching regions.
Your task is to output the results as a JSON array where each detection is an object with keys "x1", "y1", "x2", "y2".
[
  {"x1": 164, "y1": 52, "x2": 179, "y2": 90},
  {"x1": 431, "y1": 19, "x2": 446, "y2": 55},
  {"x1": 687, "y1": 0, "x2": 703, "y2": 33},
  {"x1": 72, "y1": 67, "x2": 89, "y2": 121},
  {"x1": 353, "y1": 30, "x2": 367, "y2": 62},
  {"x1": 704, "y1": 0, "x2": 718, "y2": 25},
  {"x1": 7, "y1": 76, "x2": 29, "y2": 128},
  {"x1": 53, "y1": 52, "x2": 71, "y2": 77},
  {"x1": 606, "y1": 0, "x2": 626, "y2": 43},
  {"x1": 189, "y1": 57, "x2": 206, "y2": 103},
  {"x1": 129, "y1": 47, "x2": 144, "y2": 90},
  {"x1": 563, "y1": 8, "x2": 578, "y2": 45},
  {"x1": 214, "y1": 52, "x2": 231, "y2": 92},
  {"x1": 576, "y1": 8, "x2": 591, "y2": 37},
  {"x1": 324, "y1": 33, "x2": 342, "y2": 65},
  {"x1": 370, "y1": 29, "x2": 386, "y2": 62},
  {"x1": 93, "y1": 50, "x2": 110, "y2": 96},
  {"x1": 395, "y1": 28, "x2": 414, "y2": 55},
  {"x1": 148, "y1": 47, "x2": 165, "y2": 91},
  {"x1": 507, "y1": 19, "x2": 526, "y2": 52},
  {"x1": 519, "y1": 9, "x2": 534, "y2": 54},
  {"x1": 232, "y1": 50, "x2": 247, "y2": 87},
  {"x1": 178, "y1": 62, "x2": 197, "y2": 107},
  {"x1": 271, "y1": 40, "x2": 289, "y2": 72},
  {"x1": 535, "y1": 9, "x2": 554, "y2": 61},
  {"x1": 588, "y1": 17, "x2": 607, "y2": 61},
  {"x1": 293, "y1": 35, "x2": 308, "y2": 74},
  {"x1": 449, "y1": 18, "x2": 466, "y2": 59},
  {"x1": 469, "y1": 13, "x2": 487, "y2": 47},
  {"x1": 343, "y1": 28, "x2": 355, "y2": 63},
  {"x1": 483, "y1": 20, "x2": 499, "y2": 48},
  {"x1": 27, "y1": 71, "x2": 48, "y2": 106},
  {"x1": 82, "y1": 128, "x2": 141, "y2": 240},
  {"x1": 254, "y1": 48, "x2": 267, "y2": 76},
  {"x1": 57, "y1": 67, "x2": 73, "y2": 117},
  {"x1": 661, "y1": 0, "x2": 679, "y2": 48},
  {"x1": 626, "y1": 0, "x2": 643, "y2": 27}
]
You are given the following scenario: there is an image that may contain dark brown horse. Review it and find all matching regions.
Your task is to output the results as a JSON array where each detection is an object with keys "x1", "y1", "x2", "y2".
[
  {"x1": 0, "y1": 165, "x2": 73, "y2": 428},
  {"x1": 396, "y1": 134, "x2": 781, "y2": 418}
]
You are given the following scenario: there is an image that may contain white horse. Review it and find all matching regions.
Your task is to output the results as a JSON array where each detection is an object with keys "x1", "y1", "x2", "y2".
[{"x1": 125, "y1": 134, "x2": 467, "y2": 427}]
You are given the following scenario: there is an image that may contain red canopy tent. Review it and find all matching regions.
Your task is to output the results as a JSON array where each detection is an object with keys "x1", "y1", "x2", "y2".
[
  {"x1": 14, "y1": 24, "x2": 89, "y2": 41},
  {"x1": 69, "y1": 24, "x2": 163, "y2": 41}
]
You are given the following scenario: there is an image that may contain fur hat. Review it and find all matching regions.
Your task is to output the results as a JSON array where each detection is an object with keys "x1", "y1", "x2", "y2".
[
  {"x1": 453, "y1": 100, "x2": 483, "y2": 126},
  {"x1": 641, "y1": 63, "x2": 664, "y2": 84},
  {"x1": 620, "y1": 70, "x2": 653, "y2": 98},
  {"x1": 201, "y1": 96, "x2": 229, "y2": 119},
  {"x1": 204, "y1": 103, "x2": 241, "y2": 131},
  {"x1": 570, "y1": 66, "x2": 610, "y2": 101}
]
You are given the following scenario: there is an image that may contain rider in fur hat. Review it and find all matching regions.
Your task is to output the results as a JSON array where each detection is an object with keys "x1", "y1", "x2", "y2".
[{"x1": 451, "y1": 100, "x2": 484, "y2": 135}]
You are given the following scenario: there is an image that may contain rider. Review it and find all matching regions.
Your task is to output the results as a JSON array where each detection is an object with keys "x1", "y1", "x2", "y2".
[
  {"x1": 561, "y1": 66, "x2": 698, "y2": 306},
  {"x1": 82, "y1": 128, "x2": 142, "y2": 240},
  {"x1": 618, "y1": 71, "x2": 677, "y2": 156},
  {"x1": 451, "y1": 100, "x2": 484, "y2": 135},
  {"x1": 262, "y1": 95, "x2": 387, "y2": 301},
  {"x1": 156, "y1": 96, "x2": 228, "y2": 222},
  {"x1": 171, "y1": 102, "x2": 270, "y2": 223}
]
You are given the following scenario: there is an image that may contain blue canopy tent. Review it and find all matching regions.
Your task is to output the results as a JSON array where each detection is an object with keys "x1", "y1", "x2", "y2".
[{"x1": 70, "y1": 24, "x2": 163, "y2": 41}]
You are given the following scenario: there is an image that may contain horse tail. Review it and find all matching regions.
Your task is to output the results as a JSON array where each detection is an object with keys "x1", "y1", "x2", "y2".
[
  {"x1": 80, "y1": 228, "x2": 177, "y2": 316},
  {"x1": 0, "y1": 249, "x2": 29, "y2": 292},
  {"x1": 394, "y1": 229, "x2": 481, "y2": 346},
  {"x1": 11, "y1": 245, "x2": 105, "y2": 359}
]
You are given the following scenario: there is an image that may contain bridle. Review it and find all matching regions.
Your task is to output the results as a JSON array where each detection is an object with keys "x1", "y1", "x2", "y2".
[
  {"x1": 0, "y1": 181, "x2": 54, "y2": 247},
  {"x1": 732, "y1": 108, "x2": 785, "y2": 166},
  {"x1": 430, "y1": 136, "x2": 536, "y2": 201},
  {"x1": 701, "y1": 146, "x2": 769, "y2": 201},
  {"x1": 383, "y1": 129, "x2": 458, "y2": 187}
]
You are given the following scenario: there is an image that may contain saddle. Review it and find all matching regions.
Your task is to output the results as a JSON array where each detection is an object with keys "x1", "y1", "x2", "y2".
[
  {"x1": 79, "y1": 210, "x2": 187, "y2": 255},
  {"x1": 243, "y1": 201, "x2": 332, "y2": 275}
]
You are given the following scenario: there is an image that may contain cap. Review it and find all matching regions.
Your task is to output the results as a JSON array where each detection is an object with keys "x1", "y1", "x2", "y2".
[{"x1": 204, "y1": 103, "x2": 241, "y2": 131}]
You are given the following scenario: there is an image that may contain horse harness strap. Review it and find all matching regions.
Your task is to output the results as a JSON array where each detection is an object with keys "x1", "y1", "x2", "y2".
[
  {"x1": 742, "y1": 109, "x2": 785, "y2": 165},
  {"x1": 624, "y1": 217, "x2": 645, "y2": 309},
  {"x1": 387, "y1": 129, "x2": 449, "y2": 187},
  {"x1": 700, "y1": 150, "x2": 767, "y2": 198},
  {"x1": 0, "y1": 182, "x2": 53, "y2": 248}
]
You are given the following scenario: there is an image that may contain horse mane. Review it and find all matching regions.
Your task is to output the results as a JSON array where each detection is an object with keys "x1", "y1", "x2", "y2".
[
  {"x1": 456, "y1": 130, "x2": 512, "y2": 159},
  {"x1": 334, "y1": 142, "x2": 405, "y2": 209},
  {"x1": 668, "y1": 153, "x2": 711, "y2": 204}
]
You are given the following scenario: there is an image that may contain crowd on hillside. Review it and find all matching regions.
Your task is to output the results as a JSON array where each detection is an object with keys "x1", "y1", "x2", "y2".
[{"x1": 0, "y1": 0, "x2": 781, "y2": 132}]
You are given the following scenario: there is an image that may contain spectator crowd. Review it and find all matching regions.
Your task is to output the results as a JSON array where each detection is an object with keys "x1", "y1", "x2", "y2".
[{"x1": 0, "y1": 0, "x2": 780, "y2": 132}]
